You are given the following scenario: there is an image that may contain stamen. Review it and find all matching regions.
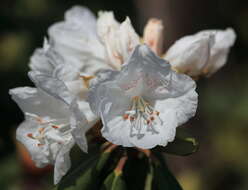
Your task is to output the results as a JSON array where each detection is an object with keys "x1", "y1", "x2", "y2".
[
  {"x1": 124, "y1": 96, "x2": 162, "y2": 139},
  {"x1": 38, "y1": 127, "x2": 45, "y2": 133},
  {"x1": 80, "y1": 75, "x2": 95, "y2": 88}
]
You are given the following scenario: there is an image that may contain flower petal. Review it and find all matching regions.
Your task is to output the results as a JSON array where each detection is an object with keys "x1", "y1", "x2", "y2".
[
  {"x1": 28, "y1": 71, "x2": 73, "y2": 105},
  {"x1": 202, "y1": 28, "x2": 236, "y2": 76},
  {"x1": 115, "y1": 45, "x2": 179, "y2": 100},
  {"x1": 29, "y1": 38, "x2": 58, "y2": 75},
  {"x1": 155, "y1": 81, "x2": 198, "y2": 126},
  {"x1": 16, "y1": 119, "x2": 51, "y2": 167},
  {"x1": 9, "y1": 87, "x2": 70, "y2": 119},
  {"x1": 165, "y1": 31, "x2": 215, "y2": 76},
  {"x1": 54, "y1": 139, "x2": 74, "y2": 184},
  {"x1": 48, "y1": 6, "x2": 108, "y2": 72},
  {"x1": 101, "y1": 111, "x2": 178, "y2": 149},
  {"x1": 69, "y1": 99, "x2": 91, "y2": 152},
  {"x1": 97, "y1": 12, "x2": 140, "y2": 69}
]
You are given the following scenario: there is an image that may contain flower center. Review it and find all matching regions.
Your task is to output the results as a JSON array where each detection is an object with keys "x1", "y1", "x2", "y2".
[
  {"x1": 26, "y1": 114, "x2": 70, "y2": 147},
  {"x1": 122, "y1": 96, "x2": 163, "y2": 139}
]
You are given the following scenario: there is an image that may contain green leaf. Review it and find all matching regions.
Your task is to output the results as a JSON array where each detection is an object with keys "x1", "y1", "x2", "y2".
[
  {"x1": 53, "y1": 144, "x2": 100, "y2": 190},
  {"x1": 153, "y1": 153, "x2": 183, "y2": 190},
  {"x1": 54, "y1": 144, "x2": 114, "y2": 190},
  {"x1": 54, "y1": 154, "x2": 98, "y2": 190},
  {"x1": 123, "y1": 153, "x2": 149, "y2": 190},
  {"x1": 95, "y1": 150, "x2": 112, "y2": 173},
  {"x1": 144, "y1": 162, "x2": 154, "y2": 190},
  {"x1": 153, "y1": 128, "x2": 199, "y2": 156},
  {"x1": 101, "y1": 171, "x2": 127, "y2": 190}
]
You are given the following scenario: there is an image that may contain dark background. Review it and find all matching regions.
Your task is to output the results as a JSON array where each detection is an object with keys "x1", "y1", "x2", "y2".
[{"x1": 1, "y1": 0, "x2": 248, "y2": 189}]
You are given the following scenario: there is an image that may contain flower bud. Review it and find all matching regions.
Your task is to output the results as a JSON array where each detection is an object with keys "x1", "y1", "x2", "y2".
[{"x1": 143, "y1": 18, "x2": 164, "y2": 56}]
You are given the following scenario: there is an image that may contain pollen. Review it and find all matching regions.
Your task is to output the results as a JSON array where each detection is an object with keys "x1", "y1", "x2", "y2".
[
  {"x1": 155, "y1": 111, "x2": 160, "y2": 116},
  {"x1": 27, "y1": 133, "x2": 33, "y2": 138},
  {"x1": 80, "y1": 75, "x2": 95, "y2": 88},
  {"x1": 123, "y1": 114, "x2": 129, "y2": 120},
  {"x1": 52, "y1": 125, "x2": 59, "y2": 129},
  {"x1": 130, "y1": 116, "x2": 135, "y2": 122}
]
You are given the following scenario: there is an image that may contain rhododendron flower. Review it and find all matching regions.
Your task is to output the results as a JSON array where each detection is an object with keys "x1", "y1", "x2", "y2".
[
  {"x1": 9, "y1": 4, "x2": 236, "y2": 185},
  {"x1": 88, "y1": 45, "x2": 198, "y2": 149},
  {"x1": 9, "y1": 81, "x2": 88, "y2": 184},
  {"x1": 165, "y1": 28, "x2": 236, "y2": 77}
]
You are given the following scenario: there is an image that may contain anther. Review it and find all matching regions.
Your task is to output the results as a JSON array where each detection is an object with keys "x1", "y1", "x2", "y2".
[
  {"x1": 52, "y1": 125, "x2": 59, "y2": 129},
  {"x1": 123, "y1": 114, "x2": 129, "y2": 120},
  {"x1": 27, "y1": 133, "x2": 34, "y2": 138},
  {"x1": 130, "y1": 116, "x2": 135, "y2": 122}
]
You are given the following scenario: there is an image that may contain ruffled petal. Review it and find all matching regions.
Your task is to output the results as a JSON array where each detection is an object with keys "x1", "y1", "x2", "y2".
[
  {"x1": 29, "y1": 38, "x2": 61, "y2": 75},
  {"x1": 97, "y1": 12, "x2": 140, "y2": 69},
  {"x1": 101, "y1": 111, "x2": 178, "y2": 149},
  {"x1": 155, "y1": 83, "x2": 198, "y2": 126},
  {"x1": 28, "y1": 71, "x2": 73, "y2": 105},
  {"x1": 48, "y1": 6, "x2": 108, "y2": 72}
]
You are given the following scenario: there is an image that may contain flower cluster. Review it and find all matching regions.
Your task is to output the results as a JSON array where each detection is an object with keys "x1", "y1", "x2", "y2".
[{"x1": 9, "y1": 6, "x2": 236, "y2": 184}]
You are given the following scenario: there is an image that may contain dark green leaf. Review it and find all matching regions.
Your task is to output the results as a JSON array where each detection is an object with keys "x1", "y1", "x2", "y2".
[
  {"x1": 53, "y1": 144, "x2": 100, "y2": 190},
  {"x1": 123, "y1": 153, "x2": 150, "y2": 190},
  {"x1": 101, "y1": 171, "x2": 127, "y2": 190},
  {"x1": 144, "y1": 162, "x2": 154, "y2": 190},
  {"x1": 153, "y1": 128, "x2": 199, "y2": 156},
  {"x1": 153, "y1": 153, "x2": 183, "y2": 190},
  {"x1": 54, "y1": 154, "x2": 98, "y2": 190}
]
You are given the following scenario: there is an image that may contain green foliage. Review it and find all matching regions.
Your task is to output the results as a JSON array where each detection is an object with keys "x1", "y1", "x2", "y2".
[
  {"x1": 54, "y1": 146, "x2": 184, "y2": 190},
  {"x1": 101, "y1": 171, "x2": 127, "y2": 190},
  {"x1": 153, "y1": 127, "x2": 199, "y2": 156},
  {"x1": 152, "y1": 153, "x2": 183, "y2": 190}
]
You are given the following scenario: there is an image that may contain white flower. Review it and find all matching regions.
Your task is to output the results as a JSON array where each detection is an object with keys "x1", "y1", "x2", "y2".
[
  {"x1": 48, "y1": 6, "x2": 112, "y2": 74},
  {"x1": 97, "y1": 12, "x2": 140, "y2": 69},
  {"x1": 88, "y1": 45, "x2": 198, "y2": 149},
  {"x1": 29, "y1": 39, "x2": 98, "y2": 125},
  {"x1": 165, "y1": 28, "x2": 236, "y2": 77},
  {"x1": 9, "y1": 83, "x2": 88, "y2": 184},
  {"x1": 29, "y1": 39, "x2": 90, "y2": 99},
  {"x1": 200, "y1": 28, "x2": 236, "y2": 76}
]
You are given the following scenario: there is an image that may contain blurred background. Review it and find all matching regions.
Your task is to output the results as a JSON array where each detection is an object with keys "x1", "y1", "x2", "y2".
[{"x1": 1, "y1": 0, "x2": 248, "y2": 189}]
